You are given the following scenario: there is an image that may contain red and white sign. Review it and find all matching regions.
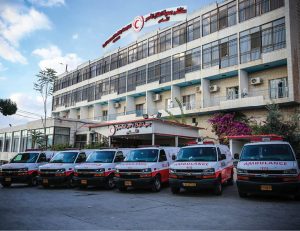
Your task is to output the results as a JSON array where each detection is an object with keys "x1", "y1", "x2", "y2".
[
  {"x1": 109, "y1": 121, "x2": 153, "y2": 136},
  {"x1": 102, "y1": 6, "x2": 187, "y2": 48}
]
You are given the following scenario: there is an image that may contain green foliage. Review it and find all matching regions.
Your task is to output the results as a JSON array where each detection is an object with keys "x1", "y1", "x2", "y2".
[
  {"x1": 50, "y1": 143, "x2": 73, "y2": 151},
  {"x1": 29, "y1": 130, "x2": 46, "y2": 149},
  {"x1": 164, "y1": 97, "x2": 187, "y2": 124},
  {"x1": 0, "y1": 99, "x2": 17, "y2": 116},
  {"x1": 251, "y1": 104, "x2": 300, "y2": 151}
]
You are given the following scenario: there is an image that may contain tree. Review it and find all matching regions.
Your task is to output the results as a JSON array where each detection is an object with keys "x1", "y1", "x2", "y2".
[
  {"x1": 208, "y1": 112, "x2": 252, "y2": 144},
  {"x1": 251, "y1": 104, "x2": 300, "y2": 152},
  {"x1": 0, "y1": 99, "x2": 17, "y2": 116},
  {"x1": 29, "y1": 130, "x2": 45, "y2": 149},
  {"x1": 164, "y1": 97, "x2": 187, "y2": 124},
  {"x1": 33, "y1": 68, "x2": 57, "y2": 149}
]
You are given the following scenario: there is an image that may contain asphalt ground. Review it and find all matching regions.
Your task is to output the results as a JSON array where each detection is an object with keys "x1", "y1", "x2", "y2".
[{"x1": 0, "y1": 182, "x2": 300, "y2": 230}]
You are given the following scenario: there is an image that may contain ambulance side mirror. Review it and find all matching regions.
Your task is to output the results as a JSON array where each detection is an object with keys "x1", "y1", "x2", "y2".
[
  {"x1": 234, "y1": 153, "x2": 240, "y2": 160},
  {"x1": 220, "y1": 154, "x2": 226, "y2": 160},
  {"x1": 172, "y1": 155, "x2": 176, "y2": 161}
]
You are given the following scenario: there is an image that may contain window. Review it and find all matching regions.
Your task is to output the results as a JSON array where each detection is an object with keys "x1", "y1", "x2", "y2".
[
  {"x1": 102, "y1": 110, "x2": 108, "y2": 121},
  {"x1": 240, "y1": 26, "x2": 261, "y2": 63},
  {"x1": 90, "y1": 64, "x2": 97, "y2": 78},
  {"x1": 148, "y1": 60, "x2": 160, "y2": 83},
  {"x1": 118, "y1": 73, "x2": 127, "y2": 94},
  {"x1": 159, "y1": 57, "x2": 171, "y2": 83},
  {"x1": 187, "y1": 17, "x2": 200, "y2": 42},
  {"x1": 172, "y1": 53, "x2": 185, "y2": 80},
  {"x1": 202, "y1": 41, "x2": 219, "y2": 69},
  {"x1": 137, "y1": 40, "x2": 147, "y2": 60},
  {"x1": 226, "y1": 86, "x2": 239, "y2": 100},
  {"x1": 219, "y1": 35, "x2": 238, "y2": 68},
  {"x1": 38, "y1": 153, "x2": 46, "y2": 162},
  {"x1": 102, "y1": 56, "x2": 110, "y2": 74},
  {"x1": 269, "y1": 78, "x2": 288, "y2": 99},
  {"x1": 159, "y1": 150, "x2": 167, "y2": 162},
  {"x1": 110, "y1": 75, "x2": 118, "y2": 94},
  {"x1": 185, "y1": 47, "x2": 201, "y2": 73},
  {"x1": 110, "y1": 53, "x2": 118, "y2": 71},
  {"x1": 136, "y1": 104, "x2": 144, "y2": 117},
  {"x1": 53, "y1": 127, "x2": 70, "y2": 146},
  {"x1": 182, "y1": 94, "x2": 195, "y2": 110},
  {"x1": 102, "y1": 78, "x2": 110, "y2": 95},
  {"x1": 159, "y1": 29, "x2": 171, "y2": 52},
  {"x1": 118, "y1": 49, "x2": 128, "y2": 67},
  {"x1": 76, "y1": 153, "x2": 86, "y2": 163},
  {"x1": 114, "y1": 153, "x2": 124, "y2": 162},
  {"x1": 148, "y1": 35, "x2": 158, "y2": 56},
  {"x1": 127, "y1": 66, "x2": 146, "y2": 92},
  {"x1": 128, "y1": 44, "x2": 137, "y2": 63},
  {"x1": 172, "y1": 23, "x2": 186, "y2": 47}
]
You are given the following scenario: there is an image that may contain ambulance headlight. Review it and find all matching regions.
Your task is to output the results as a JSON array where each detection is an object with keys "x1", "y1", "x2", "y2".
[
  {"x1": 95, "y1": 168, "x2": 105, "y2": 173},
  {"x1": 18, "y1": 168, "x2": 28, "y2": 172},
  {"x1": 115, "y1": 169, "x2": 120, "y2": 173},
  {"x1": 237, "y1": 168, "x2": 248, "y2": 174},
  {"x1": 283, "y1": 169, "x2": 297, "y2": 174},
  {"x1": 142, "y1": 168, "x2": 151, "y2": 173},
  {"x1": 203, "y1": 168, "x2": 215, "y2": 174},
  {"x1": 169, "y1": 169, "x2": 176, "y2": 174},
  {"x1": 56, "y1": 168, "x2": 65, "y2": 173}
]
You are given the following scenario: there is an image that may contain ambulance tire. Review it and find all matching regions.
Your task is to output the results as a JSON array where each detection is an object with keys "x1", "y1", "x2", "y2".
[
  {"x1": 227, "y1": 170, "x2": 234, "y2": 186},
  {"x1": 42, "y1": 184, "x2": 50, "y2": 189},
  {"x1": 1, "y1": 182, "x2": 11, "y2": 188},
  {"x1": 238, "y1": 190, "x2": 247, "y2": 198},
  {"x1": 118, "y1": 187, "x2": 127, "y2": 192},
  {"x1": 152, "y1": 175, "x2": 161, "y2": 192},
  {"x1": 214, "y1": 179, "x2": 223, "y2": 196},
  {"x1": 171, "y1": 187, "x2": 180, "y2": 194},
  {"x1": 105, "y1": 175, "x2": 115, "y2": 190},
  {"x1": 28, "y1": 176, "x2": 38, "y2": 186},
  {"x1": 68, "y1": 178, "x2": 75, "y2": 188}
]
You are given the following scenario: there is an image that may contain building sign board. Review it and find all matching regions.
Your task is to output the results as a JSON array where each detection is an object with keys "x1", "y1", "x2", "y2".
[
  {"x1": 102, "y1": 6, "x2": 187, "y2": 48},
  {"x1": 109, "y1": 121, "x2": 153, "y2": 136}
]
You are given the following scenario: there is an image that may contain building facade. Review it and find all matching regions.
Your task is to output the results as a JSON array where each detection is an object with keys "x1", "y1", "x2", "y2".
[{"x1": 51, "y1": 0, "x2": 300, "y2": 142}]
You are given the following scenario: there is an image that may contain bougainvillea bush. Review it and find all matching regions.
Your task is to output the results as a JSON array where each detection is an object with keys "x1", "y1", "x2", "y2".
[{"x1": 208, "y1": 113, "x2": 252, "y2": 144}]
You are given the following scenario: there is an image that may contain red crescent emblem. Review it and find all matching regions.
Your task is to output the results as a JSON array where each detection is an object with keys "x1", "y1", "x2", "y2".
[{"x1": 132, "y1": 16, "x2": 144, "y2": 32}]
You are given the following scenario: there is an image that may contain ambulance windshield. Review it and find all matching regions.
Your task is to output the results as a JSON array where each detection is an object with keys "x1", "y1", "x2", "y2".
[
  {"x1": 125, "y1": 149, "x2": 158, "y2": 162},
  {"x1": 177, "y1": 147, "x2": 217, "y2": 162},
  {"x1": 50, "y1": 152, "x2": 78, "y2": 163},
  {"x1": 11, "y1": 153, "x2": 39, "y2": 163},
  {"x1": 86, "y1": 151, "x2": 115, "y2": 163},
  {"x1": 240, "y1": 144, "x2": 295, "y2": 161}
]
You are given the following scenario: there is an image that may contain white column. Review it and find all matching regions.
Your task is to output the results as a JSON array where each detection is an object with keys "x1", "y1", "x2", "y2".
[
  {"x1": 126, "y1": 96, "x2": 135, "y2": 114},
  {"x1": 17, "y1": 133, "x2": 22, "y2": 153},
  {"x1": 93, "y1": 104, "x2": 102, "y2": 120},
  {"x1": 80, "y1": 106, "x2": 88, "y2": 120},
  {"x1": 152, "y1": 133, "x2": 155, "y2": 146},
  {"x1": 146, "y1": 91, "x2": 155, "y2": 115},
  {"x1": 171, "y1": 85, "x2": 181, "y2": 107},
  {"x1": 201, "y1": 78, "x2": 210, "y2": 108},
  {"x1": 69, "y1": 108, "x2": 77, "y2": 119},
  {"x1": 175, "y1": 136, "x2": 179, "y2": 147},
  {"x1": 239, "y1": 69, "x2": 248, "y2": 98}
]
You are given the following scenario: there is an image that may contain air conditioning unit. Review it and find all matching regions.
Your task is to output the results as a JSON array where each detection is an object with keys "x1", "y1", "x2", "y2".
[
  {"x1": 195, "y1": 86, "x2": 201, "y2": 93},
  {"x1": 209, "y1": 85, "x2": 219, "y2": 93},
  {"x1": 114, "y1": 102, "x2": 121, "y2": 108},
  {"x1": 250, "y1": 77, "x2": 263, "y2": 85},
  {"x1": 153, "y1": 94, "x2": 161, "y2": 102}
]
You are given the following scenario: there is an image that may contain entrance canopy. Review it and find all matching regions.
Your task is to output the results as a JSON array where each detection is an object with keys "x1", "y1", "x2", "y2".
[{"x1": 88, "y1": 118, "x2": 201, "y2": 147}]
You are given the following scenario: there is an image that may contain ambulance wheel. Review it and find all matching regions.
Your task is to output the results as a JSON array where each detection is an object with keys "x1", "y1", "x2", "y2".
[
  {"x1": 238, "y1": 190, "x2": 247, "y2": 198},
  {"x1": 42, "y1": 184, "x2": 50, "y2": 189},
  {"x1": 1, "y1": 182, "x2": 11, "y2": 188},
  {"x1": 214, "y1": 180, "x2": 223, "y2": 196},
  {"x1": 118, "y1": 187, "x2": 127, "y2": 192},
  {"x1": 171, "y1": 187, "x2": 180, "y2": 194},
  {"x1": 28, "y1": 176, "x2": 38, "y2": 186},
  {"x1": 105, "y1": 175, "x2": 115, "y2": 190},
  {"x1": 68, "y1": 178, "x2": 75, "y2": 188},
  {"x1": 227, "y1": 171, "x2": 234, "y2": 186},
  {"x1": 152, "y1": 175, "x2": 161, "y2": 192}
]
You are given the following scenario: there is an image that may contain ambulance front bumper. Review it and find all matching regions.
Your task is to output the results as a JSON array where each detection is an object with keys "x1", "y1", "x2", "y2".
[
  {"x1": 73, "y1": 176, "x2": 107, "y2": 186},
  {"x1": 237, "y1": 180, "x2": 300, "y2": 195},
  {"x1": 0, "y1": 175, "x2": 32, "y2": 184},
  {"x1": 169, "y1": 178, "x2": 219, "y2": 189},
  {"x1": 114, "y1": 177, "x2": 155, "y2": 188},
  {"x1": 37, "y1": 175, "x2": 71, "y2": 185}
]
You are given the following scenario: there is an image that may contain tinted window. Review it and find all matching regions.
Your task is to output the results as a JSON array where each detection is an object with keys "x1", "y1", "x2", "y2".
[
  {"x1": 125, "y1": 149, "x2": 159, "y2": 162},
  {"x1": 11, "y1": 153, "x2": 39, "y2": 163},
  {"x1": 177, "y1": 147, "x2": 217, "y2": 162},
  {"x1": 86, "y1": 151, "x2": 115, "y2": 163},
  {"x1": 37, "y1": 153, "x2": 47, "y2": 162},
  {"x1": 240, "y1": 144, "x2": 295, "y2": 161},
  {"x1": 159, "y1": 150, "x2": 167, "y2": 162},
  {"x1": 50, "y1": 152, "x2": 78, "y2": 163}
]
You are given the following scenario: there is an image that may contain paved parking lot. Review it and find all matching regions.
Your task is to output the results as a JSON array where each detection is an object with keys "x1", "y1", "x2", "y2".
[{"x1": 0, "y1": 183, "x2": 300, "y2": 230}]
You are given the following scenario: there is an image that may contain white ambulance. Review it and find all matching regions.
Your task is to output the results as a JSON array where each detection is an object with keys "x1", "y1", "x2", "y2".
[
  {"x1": 236, "y1": 140, "x2": 300, "y2": 198},
  {"x1": 169, "y1": 143, "x2": 234, "y2": 195},
  {"x1": 0, "y1": 151, "x2": 51, "y2": 187},
  {"x1": 114, "y1": 147, "x2": 179, "y2": 192},
  {"x1": 73, "y1": 148, "x2": 131, "y2": 189},
  {"x1": 38, "y1": 150, "x2": 87, "y2": 188}
]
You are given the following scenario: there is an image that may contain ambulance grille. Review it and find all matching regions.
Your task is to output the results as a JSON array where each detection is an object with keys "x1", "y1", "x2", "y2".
[
  {"x1": 119, "y1": 169, "x2": 141, "y2": 173},
  {"x1": 249, "y1": 177, "x2": 283, "y2": 183},
  {"x1": 247, "y1": 170, "x2": 285, "y2": 174}
]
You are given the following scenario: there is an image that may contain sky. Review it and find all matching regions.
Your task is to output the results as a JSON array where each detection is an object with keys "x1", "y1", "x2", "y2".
[{"x1": 0, "y1": 0, "x2": 216, "y2": 128}]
